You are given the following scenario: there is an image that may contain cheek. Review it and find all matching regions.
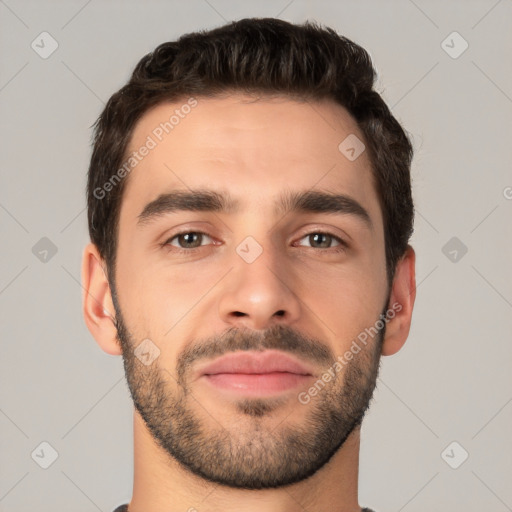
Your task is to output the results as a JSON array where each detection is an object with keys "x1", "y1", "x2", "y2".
[
  {"x1": 296, "y1": 261, "x2": 386, "y2": 344},
  {"x1": 116, "y1": 250, "x2": 222, "y2": 335}
]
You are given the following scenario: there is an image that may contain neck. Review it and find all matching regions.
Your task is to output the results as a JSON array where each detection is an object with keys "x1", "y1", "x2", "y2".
[{"x1": 128, "y1": 411, "x2": 363, "y2": 512}]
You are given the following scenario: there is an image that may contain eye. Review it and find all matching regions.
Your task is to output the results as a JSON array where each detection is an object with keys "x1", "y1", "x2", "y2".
[
  {"x1": 164, "y1": 231, "x2": 214, "y2": 251},
  {"x1": 296, "y1": 232, "x2": 347, "y2": 252},
  {"x1": 161, "y1": 230, "x2": 348, "y2": 254}
]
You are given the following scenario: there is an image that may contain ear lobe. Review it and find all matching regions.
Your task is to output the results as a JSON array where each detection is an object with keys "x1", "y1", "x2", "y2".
[
  {"x1": 81, "y1": 243, "x2": 122, "y2": 356},
  {"x1": 381, "y1": 245, "x2": 416, "y2": 356}
]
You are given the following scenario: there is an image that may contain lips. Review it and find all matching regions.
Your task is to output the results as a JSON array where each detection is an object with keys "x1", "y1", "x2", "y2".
[
  {"x1": 197, "y1": 350, "x2": 315, "y2": 378},
  {"x1": 195, "y1": 350, "x2": 317, "y2": 396}
]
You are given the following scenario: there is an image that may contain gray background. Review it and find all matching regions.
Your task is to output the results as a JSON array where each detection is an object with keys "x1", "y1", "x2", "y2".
[{"x1": 1, "y1": 0, "x2": 511, "y2": 511}]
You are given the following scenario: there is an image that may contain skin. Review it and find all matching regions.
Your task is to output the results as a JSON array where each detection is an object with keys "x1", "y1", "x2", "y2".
[{"x1": 82, "y1": 93, "x2": 416, "y2": 512}]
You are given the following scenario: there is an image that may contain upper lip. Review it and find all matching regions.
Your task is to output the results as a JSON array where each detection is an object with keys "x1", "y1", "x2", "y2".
[{"x1": 197, "y1": 350, "x2": 315, "y2": 377}]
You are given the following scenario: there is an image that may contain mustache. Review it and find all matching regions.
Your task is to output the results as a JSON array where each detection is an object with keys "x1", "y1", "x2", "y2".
[{"x1": 175, "y1": 324, "x2": 335, "y2": 383}]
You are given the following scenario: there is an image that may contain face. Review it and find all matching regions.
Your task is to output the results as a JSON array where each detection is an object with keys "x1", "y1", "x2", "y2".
[{"x1": 112, "y1": 94, "x2": 390, "y2": 489}]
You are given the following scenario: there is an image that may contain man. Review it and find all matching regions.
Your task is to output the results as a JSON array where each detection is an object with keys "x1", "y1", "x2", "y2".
[{"x1": 82, "y1": 17, "x2": 416, "y2": 512}]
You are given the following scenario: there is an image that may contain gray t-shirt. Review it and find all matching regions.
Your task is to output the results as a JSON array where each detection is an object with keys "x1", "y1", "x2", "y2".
[{"x1": 113, "y1": 506, "x2": 376, "y2": 511}]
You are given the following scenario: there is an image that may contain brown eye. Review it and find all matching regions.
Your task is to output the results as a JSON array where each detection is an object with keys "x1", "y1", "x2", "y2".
[
  {"x1": 298, "y1": 232, "x2": 345, "y2": 250},
  {"x1": 166, "y1": 231, "x2": 213, "y2": 250}
]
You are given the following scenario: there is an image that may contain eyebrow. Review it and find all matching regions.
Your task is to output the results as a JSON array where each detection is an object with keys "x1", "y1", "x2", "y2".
[{"x1": 136, "y1": 188, "x2": 373, "y2": 230}]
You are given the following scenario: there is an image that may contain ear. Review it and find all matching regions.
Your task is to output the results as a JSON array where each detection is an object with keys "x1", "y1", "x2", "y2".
[
  {"x1": 381, "y1": 245, "x2": 416, "y2": 356},
  {"x1": 81, "y1": 242, "x2": 122, "y2": 356}
]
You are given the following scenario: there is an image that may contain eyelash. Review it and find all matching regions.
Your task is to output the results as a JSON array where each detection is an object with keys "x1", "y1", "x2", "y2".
[{"x1": 161, "y1": 230, "x2": 348, "y2": 255}]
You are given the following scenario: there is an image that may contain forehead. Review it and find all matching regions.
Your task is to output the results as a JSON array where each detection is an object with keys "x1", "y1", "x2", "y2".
[{"x1": 120, "y1": 93, "x2": 381, "y2": 227}]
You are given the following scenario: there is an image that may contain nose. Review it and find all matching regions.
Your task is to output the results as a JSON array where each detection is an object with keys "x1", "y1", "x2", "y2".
[{"x1": 218, "y1": 238, "x2": 302, "y2": 331}]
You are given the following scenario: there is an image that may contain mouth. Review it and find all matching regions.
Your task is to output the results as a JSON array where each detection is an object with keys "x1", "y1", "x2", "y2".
[{"x1": 196, "y1": 350, "x2": 315, "y2": 397}]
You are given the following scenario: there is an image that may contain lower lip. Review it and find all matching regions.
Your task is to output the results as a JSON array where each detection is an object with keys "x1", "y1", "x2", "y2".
[{"x1": 202, "y1": 372, "x2": 312, "y2": 396}]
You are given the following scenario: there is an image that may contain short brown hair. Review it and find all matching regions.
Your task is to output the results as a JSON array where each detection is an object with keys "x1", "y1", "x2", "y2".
[{"x1": 87, "y1": 17, "x2": 414, "y2": 286}]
